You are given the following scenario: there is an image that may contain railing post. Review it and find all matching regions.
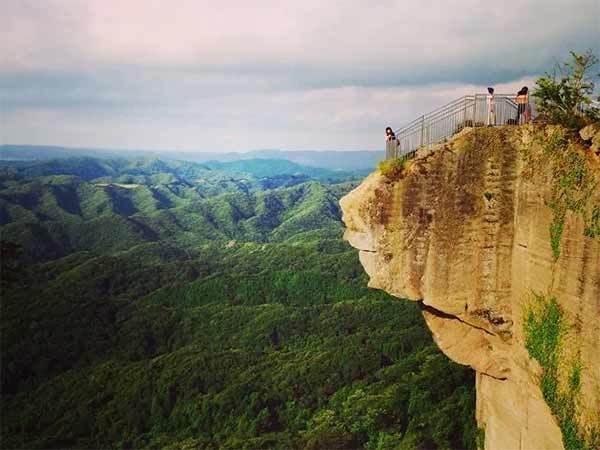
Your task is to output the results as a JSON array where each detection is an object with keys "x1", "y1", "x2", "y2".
[{"x1": 420, "y1": 115, "x2": 425, "y2": 148}]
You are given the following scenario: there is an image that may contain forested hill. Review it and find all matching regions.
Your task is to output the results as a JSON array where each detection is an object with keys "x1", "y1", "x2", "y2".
[
  {"x1": 0, "y1": 157, "x2": 355, "y2": 262},
  {"x1": 1, "y1": 156, "x2": 477, "y2": 449}
]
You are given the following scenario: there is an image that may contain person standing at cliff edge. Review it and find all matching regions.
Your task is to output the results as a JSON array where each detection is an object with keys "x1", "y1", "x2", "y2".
[
  {"x1": 385, "y1": 127, "x2": 398, "y2": 159},
  {"x1": 487, "y1": 87, "x2": 496, "y2": 126}
]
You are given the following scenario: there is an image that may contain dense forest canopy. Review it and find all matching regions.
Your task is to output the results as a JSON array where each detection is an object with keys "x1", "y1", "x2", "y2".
[{"x1": 0, "y1": 156, "x2": 477, "y2": 449}]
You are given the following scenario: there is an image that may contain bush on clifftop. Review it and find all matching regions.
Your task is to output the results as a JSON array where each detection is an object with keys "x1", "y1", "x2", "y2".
[
  {"x1": 378, "y1": 158, "x2": 405, "y2": 180},
  {"x1": 533, "y1": 49, "x2": 600, "y2": 131}
]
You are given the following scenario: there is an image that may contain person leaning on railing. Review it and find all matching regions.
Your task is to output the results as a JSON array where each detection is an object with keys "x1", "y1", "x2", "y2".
[
  {"x1": 385, "y1": 126, "x2": 398, "y2": 159},
  {"x1": 516, "y1": 86, "x2": 529, "y2": 124}
]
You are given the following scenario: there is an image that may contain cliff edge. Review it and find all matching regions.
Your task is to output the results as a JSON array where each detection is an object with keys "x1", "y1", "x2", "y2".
[{"x1": 340, "y1": 125, "x2": 600, "y2": 450}]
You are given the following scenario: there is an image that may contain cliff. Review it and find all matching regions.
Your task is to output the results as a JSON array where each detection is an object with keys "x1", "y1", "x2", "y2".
[{"x1": 340, "y1": 125, "x2": 600, "y2": 450}]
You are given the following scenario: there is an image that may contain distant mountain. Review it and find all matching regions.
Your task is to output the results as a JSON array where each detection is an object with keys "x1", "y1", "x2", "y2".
[
  {"x1": 1, "y1": 145, "x2": 384, "y2": 171},
  {"x1": 204, "y1": 158, "x2": 367, "y2": 180},
  {"x1": 0, "y1": 145, "x2": 130, "y2": 161},
  {"x1": 1, "y1": 155, "x2": 363, "y2": 188},
  {"x1": 1, "y1": 156, "x2": 211, "y2": 181},
  {"x1": 242, "y1": 149, "x2": 384, "y2": 171}
]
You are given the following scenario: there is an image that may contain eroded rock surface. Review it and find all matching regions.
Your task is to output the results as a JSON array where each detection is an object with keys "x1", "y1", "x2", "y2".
[{"x1": 341, "y1": 126, "x2": 600, "y2": 450}]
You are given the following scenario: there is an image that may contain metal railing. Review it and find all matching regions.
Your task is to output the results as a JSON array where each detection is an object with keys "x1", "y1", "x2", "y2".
[{"x1": 386, "y1": 94, "x2": 532, "y2": 160}]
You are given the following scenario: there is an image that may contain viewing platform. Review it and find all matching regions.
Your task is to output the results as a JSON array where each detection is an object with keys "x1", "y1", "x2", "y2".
[{"x1": 387, "y1": 94, "x2": 533, "y2": 160}]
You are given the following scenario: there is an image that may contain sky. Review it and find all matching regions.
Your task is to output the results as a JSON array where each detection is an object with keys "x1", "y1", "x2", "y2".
[{"x1": 1, "y1": 0, "x2": 599, "y2": 152}]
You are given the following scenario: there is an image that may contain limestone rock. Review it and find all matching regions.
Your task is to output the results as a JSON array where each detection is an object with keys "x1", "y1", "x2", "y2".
[
  {"x1": 580, "y1": 122, "x2": 600, "y2": 140},
  {"x1": 340, "y1": 126, "x2": 600, "y2": 450}
]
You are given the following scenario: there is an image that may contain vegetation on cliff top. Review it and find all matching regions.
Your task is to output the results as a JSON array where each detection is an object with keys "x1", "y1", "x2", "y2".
[
  {"x1": 531, "y1": 51, "x2": 600, "y2": 259},
  {"x1": 378, "y1": 158, "x2": 406, "y2": 180},
  {"x1": 533, "y1": 49, "x2": 600, "y2": 131}
]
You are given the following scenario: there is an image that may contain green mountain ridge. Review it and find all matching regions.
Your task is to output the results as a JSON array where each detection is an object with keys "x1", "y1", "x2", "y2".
[
  {"x1": 204, "y1": 158, "x2": 365, "y2": 181},
  {"x1": 0, "y1": 170, "x2": 347, "y2": 262}
]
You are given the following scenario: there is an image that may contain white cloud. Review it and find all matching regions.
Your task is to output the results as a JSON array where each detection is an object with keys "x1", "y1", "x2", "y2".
[{"x1": 3, "y1": 0, "x2": 598, "y2": 74}]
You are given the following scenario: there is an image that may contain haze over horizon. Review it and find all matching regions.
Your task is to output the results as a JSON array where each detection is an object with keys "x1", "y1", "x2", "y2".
[{"x1": 2, "y1": 0, "x2": 599, "y2": 152}]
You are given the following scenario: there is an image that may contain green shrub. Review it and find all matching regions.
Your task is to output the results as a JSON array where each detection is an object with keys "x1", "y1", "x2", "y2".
[
  {"x1": 524, "y1": 294, "x2": 562, "y2": 370},
  {"x1": 378, "y1": 158, "x2": 405, "y2": 179},
  {"x1": 523, "y1": 293, "x2": 597, "y2": 450},
  {"x1": 475, "y1": 427, "x2": 486, "y2": 450},
  {"x1": 533, "y1": 50, "x2": 600, "y2": 130}
]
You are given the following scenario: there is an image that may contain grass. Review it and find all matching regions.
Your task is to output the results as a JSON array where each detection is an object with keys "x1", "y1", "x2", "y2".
[
  {"x1": 378, "y1": 158, "x2": 405, "y2": 180},
  {"x1": 549, "y1": 213, "x2": 565, "y2": 261},
  {"x1": 483, "y1": 192, "x2": 493, "y2": 201},
  {"x1": 523, "y1": 292, "x2": 598, "y2": 450}
]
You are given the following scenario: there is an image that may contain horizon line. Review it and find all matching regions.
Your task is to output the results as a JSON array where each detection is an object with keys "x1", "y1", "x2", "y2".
[{"x1": 0, "y1": 143, "x2": 385, "y2": 154}]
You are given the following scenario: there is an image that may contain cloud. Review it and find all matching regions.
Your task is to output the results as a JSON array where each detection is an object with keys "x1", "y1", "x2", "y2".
[
  {"x1": 3, "y1": 0, "x2": 598, "y2": 79},
  {"x1": 0, "y1": 0, "x2": 598, "y2": 150}
]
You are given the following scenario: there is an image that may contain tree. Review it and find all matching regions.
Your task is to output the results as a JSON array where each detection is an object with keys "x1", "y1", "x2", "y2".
[
  {"x1": 533, "y1": 50, "x2": 600, "y2": 130},
  {"x1": 0, "y1": 241, "x2": 23, "y2": 288}
]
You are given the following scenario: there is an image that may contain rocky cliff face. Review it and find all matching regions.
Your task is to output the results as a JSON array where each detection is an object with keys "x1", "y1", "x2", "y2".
[{"x1": 340, "y1": 126, "x2": 600, "y2": 450}]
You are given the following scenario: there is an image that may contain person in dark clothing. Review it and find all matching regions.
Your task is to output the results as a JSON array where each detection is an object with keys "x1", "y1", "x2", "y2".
[{"x1": 516, "y1": 86, "x2": 529, "y2": 124}]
